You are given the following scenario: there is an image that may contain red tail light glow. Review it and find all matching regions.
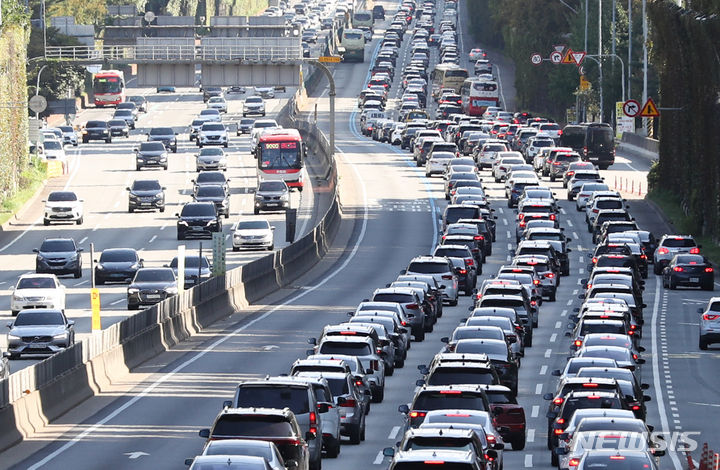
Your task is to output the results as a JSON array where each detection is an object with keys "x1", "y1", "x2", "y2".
[
  {"x1": 553, "y1": 397, "x2": 564, "y2": 405},
  {"x1": 703, "y1": 313, "x2": 720, "y2": 320},
  {"x1": 673, "y1": 266, "x2": 684, "y2": 272},
  {"x1": 690, "y1": 247, "x2": 700, "y2": 254},
  {"x1": 574, "y1": 340, "x2": 583, "y2": 347},
  {"x1": 569, "y1": 458, "x2": 580, "y2": 467},
  {"x1": 341, "y1": 398, "x2": 357, "y2": 407},
  {"x1": 442, "y1": 275, "x2": 453, "y2": 280},
  {"x1": 409, "y1": 411, "x2": 427, "y2": 418},
  {"x1": 657, "y1": 247, "x2": 669, "y2": 255},
  {"x1": 706, "y1": 267, "x2": 714, "y2": 273}
]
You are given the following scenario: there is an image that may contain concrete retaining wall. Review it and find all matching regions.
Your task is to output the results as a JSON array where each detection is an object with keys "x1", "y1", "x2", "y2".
[
  {"x1": 618, "y1": 132, "x2": 659, "y2": 162},
  {"x1": 0, "y1": 90, "x2": 340, "y2": 453}
]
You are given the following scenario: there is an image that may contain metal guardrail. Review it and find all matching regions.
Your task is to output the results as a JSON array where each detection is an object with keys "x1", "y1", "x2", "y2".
[{"x1": 44, "y1": 45, "x2": 303, "y2": 62}]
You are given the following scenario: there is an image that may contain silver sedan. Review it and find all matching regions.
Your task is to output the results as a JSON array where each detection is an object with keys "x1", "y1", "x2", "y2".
[{"x1": 6, "y1": 309, "x2": 75, "y2": 358}]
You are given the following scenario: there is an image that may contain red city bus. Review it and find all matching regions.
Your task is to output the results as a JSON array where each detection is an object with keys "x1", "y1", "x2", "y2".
[
  {"x1": 460, "y1": 77, "x2": 500, "y2": 116},
  {"x1": 257, "y1": 129, "x2": 306, "y2": 191},
  {"x1": 93, "y1": 70, "x2": 125, "y2": 107}
]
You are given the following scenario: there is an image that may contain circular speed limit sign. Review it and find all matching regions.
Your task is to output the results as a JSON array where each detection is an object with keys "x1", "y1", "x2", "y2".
[{"x1": 530, "y1": 53, "x2": 542, "y2": 66}]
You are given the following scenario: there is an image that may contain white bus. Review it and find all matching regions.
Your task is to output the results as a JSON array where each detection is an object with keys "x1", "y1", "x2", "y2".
[
  {"x1": 431, "y1": 64, "x2": 469, "y2": 98},
  {"x1": 340, "y1": 28, "x2": 365, "y2": 62},
  {"x1": 460, "y1": 77, "x2": 500, "y2": 116}
]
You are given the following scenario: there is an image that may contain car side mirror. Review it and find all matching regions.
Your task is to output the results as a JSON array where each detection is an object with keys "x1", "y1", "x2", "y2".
[
  {"x1": 638, "y1": 346, "x2": 646, "y2": 352},
  {"x1": 636, "y1": 358, "x2": 646, "y2": 364},
  {"x1": 366, "y1": 368, "x2": 373, "y2": 374},
  {"x1": 416, "y1": 379, "x2": 425, "y2": 386},
  {"x1": 317, "y1": 402, "x2": 330, "y2": 413},
  {"x1": 507, "y1": 335, "x2": 517, "y2": 344},
  {"x1": 222, "y1": 400, "x2": 232, "y2": 408},
  {"x1": 440, "y1": 336, "x2": 449, "y2": 343},
  {"x1": 198, "y1": 429, "x2": 210, "y2": 438},
  {"x1": 398, "y1": 404, "x2": 410, "y2": 414},
  {"x1": 305, "y1": 349, "x2": 315, "y2": 356},
  {"x1": 307, "y1": 337, "x2": 317, "y2": 345},
  {"x1": 285, "y1": 460, "x2": 298, "y2": 469},
  {"x1": 643, "y1": 395, "x2": 652, "y2": 402},
  {"x1": 487, "y1": 449, "x2": 499, "y2": 459},
  {"x1": 67, "y1": 320, "x2": 75, "y2": 327},
  {"x1": 383, "y1": 447, "x2": 396, "y2": 457},
  {"x1": 641, "y1": 383, "x2": 650, "y2": 390},
  {"x1": 33, "y1": 249, "x2": 39, "y2": 253},
  {"x1": 543, "y1": 393, "x2": 554, "y2": 400},
  {"x1": 6, "y1": 322, "x2": 13, "y2": 328},
  {"x1": 184, "y1": 458, "x2": 194, "y2": 466}
]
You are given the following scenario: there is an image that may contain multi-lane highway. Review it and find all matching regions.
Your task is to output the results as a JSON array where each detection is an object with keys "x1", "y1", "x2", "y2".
[
  {"x1": 0, "y1": 87, "x2": 329, "y2": 374},
  {"x1": 1, "y1": 0, "x2": 718, "y2": 468}
]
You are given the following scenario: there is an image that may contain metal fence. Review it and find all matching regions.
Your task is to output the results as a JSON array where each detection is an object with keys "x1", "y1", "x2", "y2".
[{"x1": 44, "y1": 45, "x2": 303, "y2": 62}]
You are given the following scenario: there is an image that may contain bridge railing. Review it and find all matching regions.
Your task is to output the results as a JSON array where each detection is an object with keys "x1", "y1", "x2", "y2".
[{"x1": 44, "y1": 45, "x2": 303, "y2": 62}]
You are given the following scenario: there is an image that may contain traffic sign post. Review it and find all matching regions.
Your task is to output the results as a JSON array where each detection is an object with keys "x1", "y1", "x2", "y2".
[
  {"x1": 550, "y1": 51, "x2": 563, "y2": 64},
  {"x1": 91, "y1": 288, "x2": 101, "y2": 331},
  {"x1": 623, "y1": 99, "x2": 641, "y2": 118},
  {"x1": 530, "y1": 53, "x2": 542, "y2": 66}
]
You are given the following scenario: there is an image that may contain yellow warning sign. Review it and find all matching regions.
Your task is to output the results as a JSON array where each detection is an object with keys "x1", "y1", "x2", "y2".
[
  {"x1": 639, "y1": 97, "x2": 660, "y2": 117},
  {"x1": 562, "y1": 49, "x2": 575, "y2": 64},
  {"x1": 46, "y1": 160, "x2": 64, "y2": 178},
  {"x1": 579, "y1": 75, "x2": 591, "y2": 91},
  {"x1": 91, "y1": 288, "x2": 101, "y2": 331}
]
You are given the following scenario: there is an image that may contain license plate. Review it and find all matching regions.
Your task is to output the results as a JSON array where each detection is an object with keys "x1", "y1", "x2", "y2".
[
  {"x1": 28, "y1": 343, "x2": 47, "y2": 349},
  {"x1": 190, "y1": 226, "x2": 202, "y2": 231},
  {"x1": 140, "y1": 202, "x2": 151, "y2": 206},
  {"x1": 266, "y1": 203, "x2": 279, "y2": 207},
  {"x1": 690, "y1": 277, "x2": 699, "y2": 283},
  {"x1": 146, "y1": 294, "x2": 161, "y2": 299}
]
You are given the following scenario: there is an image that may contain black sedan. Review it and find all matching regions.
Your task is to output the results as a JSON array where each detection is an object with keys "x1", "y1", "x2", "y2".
[
  {"x1": 95, "y1": 248, "x2": 143, "y2": 285},
  {"x1": 127, "y1": 268, "x2": 178, "y2": 310},
  {"x1": 662, "y1": 254, "x2": 714, "y2": 290}
]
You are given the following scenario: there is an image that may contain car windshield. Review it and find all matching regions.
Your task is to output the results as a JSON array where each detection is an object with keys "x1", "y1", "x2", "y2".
[
  {"x1": 47, "y1": 192, "x2": 77, "y2": 202},
  {"x1": 140, "y1": 142, "x2": 165, "y2": 152},
  {"x1": 86, "y1": 121, "x2": 106, "y2": 128},
  {"x1": 247, "y1": 97, "x2": 263, "y2": 104},
  {"x1": 408, "y1": 262, "x2": 448, "y2": 274},
  {"x1": 259, "y1": 181, "x2": 288, "y2": 192},
  {"x1": 235, "y1": 386, "x2": 310, "y2": 414},
  {"x1": 170, "y1": 257, "x2": 209, "y2": 268},
  {"x1": 108, "y1": 120, "x2": 126, "y2": 127},
  {"x1": 40, "y1": 240, "x2": 75, "y2": 252},
  {"x1": 134, "y1": 269, "x2": 175, "y2": 282},
  {"x1": 15, "y1": 311, "x2": 64, "y2": 326},
  {"x1": 17, "y1": 277, "x2": 55, "y2": 289},
  {"x1": 413, "y1": 392, "x2": 487, "y2": 412},
  {"x1": 428, "y1": 367, "x2": 496, "y2": 386},
  {"x1": 202, "y1": 124, "x2": 225, "y2": 131},
  {"x1": 318, "y1": 341, "x2": 372, "y2": 356},
  {"x1": 237, "y1": 221, "x2": 271, "y2": 230},
  {"x1": 211, "y1": 415, "x2": 294, "y2": 438},
  {"x1": 196, "y1": 186, "x2": 225, "y2": 197},
  {"x1": 44, "y1": 140, "x2": 62, "y2": 150},
  {"x1": 198, "y1": 173, "x2": 226, "y2": 184},
  {"x1": 325, "y1": 377, "x2": 350, "y2": 397},
  {"x1": 204, "y1": 442, "x2": 273, "y2": 459},
  {"x1": 59, "y1": 126, "x2": 73, "y2": 132},
  {"x1": 200, "y1": 148, "x2": 224, "y2": 156},
  {"x1": 100, "y1": 250, "x2": 136, "y2": 262},
  {"x1": 181, "y1": 204, "x2": 216, "y2": 216},
  {"x1": 132, "y1": 180, "x2": 161, "y2": 191},
  {"x1": 454, "y1": 340, "x2": 508, "y2": 356},
  {"x1": 149, "y1": 128, "x2": 173, "y2": 136}
]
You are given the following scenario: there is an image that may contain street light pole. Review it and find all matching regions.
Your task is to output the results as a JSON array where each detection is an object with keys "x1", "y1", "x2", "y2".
[
  {"x1": 628, "y1": 0, "x2": 632, "y2": 100},
  {"x1": 35, "y1": 64, "x2": 48, "y2": 119},
  {"x1": 642, "y1": 0, "x2": 649, "y2": 135},
  {"x1": 42, "y1": 0, "x2": 47, "y2": 57},
  {"x1": 598, "y1": 0, "x2": 604, "y2": 122}
]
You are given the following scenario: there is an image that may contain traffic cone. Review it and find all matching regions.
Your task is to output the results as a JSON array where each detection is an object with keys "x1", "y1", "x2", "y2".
[
  {"x1": 700, "y1": 443, "x2": 709, "y2": 470},
  {"x1": 687, "y1": 450, "x2": 697, "y2": 470},
  {"x1": 713, "y1": 452, "x2": 719, "y2": 470}
]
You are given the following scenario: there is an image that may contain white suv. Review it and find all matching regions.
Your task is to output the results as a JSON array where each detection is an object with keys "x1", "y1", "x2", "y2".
[
  {"x1": 243, "y1": 96, "x2": 266, "y2": 116},
  {"x1": 11, "y1": 273, "x2": 66, "y2": 316},
  {"x1": 43, "y1": 190, "x2": 84, "y2": 225},
  {"x1": 198, "y1": 122, "x2": 229, "y2": 148}
]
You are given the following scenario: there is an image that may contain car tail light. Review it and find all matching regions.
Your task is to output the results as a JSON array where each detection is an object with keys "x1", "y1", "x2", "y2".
[
  {"x1": 690, "y1": 247, "x2": 700, "y2": 254},
  {"x1": 423, "y1": 461, "x2": 445, "y2": 465},
  {"x1": 474, "y1": 235, "x2": 484, "y2": 240},
  {"x1": 518, "y1": 214, "x2": 526, "y2": 221},
  {"x1": 458, "y1": 268, "x2": 467, "y2": 274},
  {"x1": 574, "y1": 339, "x2": 582, "y2": 347},
  {"x1": 442, "y1": 274, "x2": 453, "y2": 280},
  {"x1": 409, "y1": 411, "x2": 426, "y2": 418},
  {"x1": 406, "y1": 303, "x2": 419, "y2": 310},
  {"x1": 583, "y1": 146, "x2": 588, "y2": 155},
  {"x1": 609, "y1": 455, "x2": 626, "y2": 460},
  {"x1": 592, "y1": 208, "x2": 599, "y2": 213},
  {"x1": 519, "y1": 221, "x2": 526, "y2": 228},
  {"x1": 550, "y1": 214, "x2": 556, "y2": 220},
  {"x1": 376, "y1": 347, "x2": 383, "y2": 354},
  {"x1": 657, "y1": 247, "x2": 669, "y2": 255},
  {"x1": 545, "y1": 273, "x2": 555, "y2": 278},
  {"x1": 355, "y1": 379, "x2": 364, "y2": 386},
  {"x1": 592, "y1": 257, "x2": 598, "y2": 264},
  {"x1": 703, "y1": 313, "x2": 720, "y2": 320},
  {"x1": 486, "y1": 434, "x2": 496, "y2": 444},
  {"x1": 465, "y1": 258, "x2": 474, "y2": 266},
  {"x1": 706, "y1": 267, "x2": 714, "y2": 272},
  {"x1": 309, "y1": 411, "x2": 318, "y2": 434},
  {"x1": 553, "y1": 161, "x2": 561, "y2": 165},
  {"x1": 586, "y1": 283, "x2": 593, "y2": 289},
  {"x1": 533, "y1": 279, "x2": 540, "y2": 285},
  {"x1": 341, "y1": 398, "x2": 357, "y2": 407},
  {"x1": 569, "y1": 458, "x2": 580, "y2": 467},
  {"x1": 553, "y1": 397, "x2": 564, "y2": 405},
  {"x1": 554, "y1": 428, "x2": 564, "y2": 435},
  {"x1": 401, "y1": 320, "x2": 407, "y2": 326},
  {"x1": 440, "y1": 390, "x2": 463, "y2": 394},
  {"x1": 556, "y1": 418, "x2": 565, "y2": 425},
  {"x1": 640, "y1": 254, "x2": 647, "y2": 259},
  {"x1": 673, "y1": 266, "x2": 684, "y2": 272},
  {"x1": 530, "y1": 300, "x2": 537, "y2": 306}
]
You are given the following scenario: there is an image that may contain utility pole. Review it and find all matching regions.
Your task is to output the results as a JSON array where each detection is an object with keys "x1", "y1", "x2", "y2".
[
  {"x1": 599, "y1": 0, "x2": 604, "y2": 122},
  {"x1": 642, "y1": 0, "x2": 649, "y2": 135},
  {"x1": 628, "y1": 0, "x2": 632, "y2": 100}
]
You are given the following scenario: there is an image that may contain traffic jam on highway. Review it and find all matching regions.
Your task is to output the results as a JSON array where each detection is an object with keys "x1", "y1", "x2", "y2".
[{"x1": 1, "y1": 0, "x2": 717, "y2": 468}]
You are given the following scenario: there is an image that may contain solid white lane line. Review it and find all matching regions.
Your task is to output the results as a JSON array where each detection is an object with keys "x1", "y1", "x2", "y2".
[{"x1": 26, "y1": 121, "x2": 373, "y2": 470}]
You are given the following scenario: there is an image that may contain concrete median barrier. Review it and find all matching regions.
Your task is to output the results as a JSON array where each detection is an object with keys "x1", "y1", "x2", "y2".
[{"x1": 0, "y1": 88, "x2": 343, "y2": 454}]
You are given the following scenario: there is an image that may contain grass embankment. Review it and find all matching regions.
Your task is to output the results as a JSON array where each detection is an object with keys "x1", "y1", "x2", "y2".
[
  {"x1": 0, "y1": 158, "x2": 47, "y2": 226},
  {"x1": 648, "y1": 189, "x2": 720, "y2": 265}
]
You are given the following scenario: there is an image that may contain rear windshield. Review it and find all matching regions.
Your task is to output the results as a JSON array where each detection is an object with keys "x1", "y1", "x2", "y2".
[
  {"x1": 580, "y1": 322, "x2": 626, "y2": 335},
  {"x1": 454, "y1": 340, "x2": 509, "y2": 356},
  {"x1": 325, "y1": 377, "x2": 350, "y2": 397},
  {"x1": 318, "y1": 342, "x2": 372, "y2": 356},
  {"x1": 408, "y1": 262, "x2": 449, "y2": 274},
  {"x1": 392, "y1": 463, "x2": 477, "y2": 470},
  {"x1": 579, "y1": 453, "x2": 653, "y2": 469},
  {"x1": 596, "y1": 200, "x2": 623, "y2": 209},
  {"x1": 405, "y1": 436, "x2": 474, "y2": 452},
  {"x1": 561, "y1": 396, "x2": 622, "y2": 418},
  {"x1": 211, "y1": 414, "x2": 294, "y2": 438},
  {"x1": 373, "y1": 293, "x2": 414, "y2": 303},
  {"x1": 235, "y1": 386, "x2": 309, "y2": 414},
  {"x1": 413, "y1": 392, "x2": 488, "y2": 412},
  {"x1": 486, "y1": 390, "x2": 517, "y2": 404},
  {"x1": 662, "y1": 238, "x2": 697, "y2": 248},
  {"x1": 435, "y1": 247, "x2": 471, "y2": 258},
  {"x1": 427, "y1": 368, "x2": 497, "y2": 386},
  {"x1": 556, "y1": 154, "x2": 580, "y2": 162},
  {"x1": 446, "y1": 207, "x2": 479, "y2": 224}
]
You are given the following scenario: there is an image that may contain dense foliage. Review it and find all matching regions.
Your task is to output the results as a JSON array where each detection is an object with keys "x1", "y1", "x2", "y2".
[
  {"x1": 467, "y1": 0, "x2": 656, "y2": 122},
  {"x1": 648, "y1": 0, "x2": 720, "y2": 237}
]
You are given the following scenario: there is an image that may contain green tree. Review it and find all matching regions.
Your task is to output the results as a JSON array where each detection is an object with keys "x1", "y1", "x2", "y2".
[
  {"x1": 47, "y1": 0, "x2": 107, "y2": 25},
  {"x1": 27, "y1": 27, "x2": 86, "y2": 100}
]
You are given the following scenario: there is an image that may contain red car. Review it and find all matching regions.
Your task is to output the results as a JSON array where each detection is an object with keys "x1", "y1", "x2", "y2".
[{"x1": 482, "y1": 384, "x2": 527, "y2": 450}]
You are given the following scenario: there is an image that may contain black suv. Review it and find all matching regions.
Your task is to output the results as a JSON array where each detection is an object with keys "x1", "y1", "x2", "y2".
[
  {"x1": 134, "y1": 142, "x2": 168, "y2": 171},
  {"x1": 34, "y1": 238, "x2": 83, "y2": 278},
  {"x1": 176, "y1": 202, "x2": 221, "y2": 240},
  {"x1": 147, "y1": 127, "x2": 178, "y2": 153},
  {"x1": 127, "y1": 179, "x2": 166, "y2": 212},
  {"x1": 82, "y1": 120, "x2": 111, "y2": 143}
]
